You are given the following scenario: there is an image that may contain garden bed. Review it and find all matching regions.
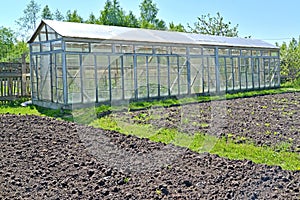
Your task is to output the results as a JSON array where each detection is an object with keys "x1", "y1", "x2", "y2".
[
  {"x1": 0, "y1": 112, "x2": 299, "y2": 199},
  {"x1": 113, "y1": 92, "x2": 300, "y2": 152}
]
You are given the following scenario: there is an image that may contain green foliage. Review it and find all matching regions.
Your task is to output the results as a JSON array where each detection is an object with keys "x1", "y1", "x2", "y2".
[
  {"x1": 86, "y1": 13, "x2": 98, "y2": 24},
  {"x1": 41, "y1": 5, "x2": 53, "y2": 20},
  {"x1": 65, "y1": 10, "x2": 84, "y2": 23},
  {"x1": 124, "y1": 11, "x2": 140, "y2": 28},
  {"x1": 280, "y1": 38, "x2": 300, "y2": 83},
  {"x1": 92, "y1": 114, "x2": 300, "y2": 170},
  {"x1": 0, "y1": 27, "x2": 15, "y2": 61},
  {"x1": 99, "y1": 0, "x2": 126, "y2": 26},
  {"x1": 189, "y1": 12, "x2": 239, "y2": 37},
  {"x1": 0, "y1": 27, "x2": 28, "y2": 62},
  {"x1": 139, "y1": 0, "x2": 166, "y2": 30},
  {"x1": 54, "y1": 9, "x2": 64, "y2": 21},
  {"x1": 11, "y1": 42, "x2": 29, "y2": 62},
  {"x1": 15, "y1": 0, "x2": 41, "y2": 39},
  {"x1": 169, "y1": 22, "x2": 186, "y2": 32}
]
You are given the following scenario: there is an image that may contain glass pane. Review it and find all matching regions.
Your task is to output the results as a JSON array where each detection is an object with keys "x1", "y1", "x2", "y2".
[
  {"x1": 96, "y1": 55, "x2": 110, "y2": 101},
  {"x1": 252, "y1": 50, "x2": 261, "y2": 56},
  {"x1": 262, "y1": 50, "x2": 270, "y2": 56},
  {"x1": 41, "y1": 42, "x2": 50, "y2": 52},
  {"x1": 232, "y1": 57, "x2": 240, "y2": 89},
  {"x1": 148, "y1": 56, "x2": 158, "y2": 97},
  {"x1": 135, "y1": 45, "x2": 153, "y2": 54},
  {"x1": 241, "y1": 49, "x2": 251, "y2": 56},
  {"x1": 66, "y1": 42, "x2": 89, "y2": 52},
  {"x1": 253, "y1": 58, "x2": 260, "y2": 88},
  {"x1": 271, "y1": 51, "x2": 279, "y2": 57},
  {"x1": 218, "y1": 57, "x2": 226, "y2": 91},
  {"x1": 169, "y1": 56, "x2": 179, "y2": 96},
  {"x1": 46, "y1": 25, "x2": 56, "y2": 40},
  {"x1": 66, "y1": 54, "x2": 81, "y2": 103},
  {"x1": 190, "y1": 57, "x2": 203, "y2": 94},
  {"x1": 38, "y1": 55, "x2": 51, "y2": 101},
  {"x1": 110, "y1": 56, "x2": 123, "y2": 100},
  {"x1": 91, "y1": 43, "x2": 112, "y2": 53},
  {"x1": 218, "y1": 48, "x2": 229, "y2": 56},
  {"x1": 159, "y1": 56, "x2": 169, "y2": 96},
  {"x1": 40, "y1": 33, "x2": 47, "y2": 41},
  {"x1": 137, "y1": 56, "x2": 148, "y2": 98},
  {"x1": 121, "y1": 45, "x2": 134, "y2": 53},
  {"x1": 82, "y1": 54, "x2": 96, "y2": 103},
  {"x1": 226, "y1": 58, "x2": 234, "y2": 90},
  {"x1": 52, "y1": 40, "x2": 62, "y2": 51},
  {"x1": 155, "y1": 46, "x2": 170, "y2": 54},
  {"x1": 203, "y1": 48, "x2": 215, "y2": 55},
  {"x1": 31, "y1": 43, "x2": 40, "y2": 53},
  {"x1": 172, "y1": 46, "x2": 186, "y2": 55},
  {"x1": 231, "y1": 49, "x2": 240, "y2": 56},
  {"x1": 207, "y1": 57, "x2": 216, "y2": 92},
  {"x1": 179, "y1": 57, "x2": 188, "y2": 94},
  {"x1": 189, "y1": 47, "x2": 202, "y2": 55},
  {"x1": 123, "y1": 56, "x2": 134, "y2": 99}
]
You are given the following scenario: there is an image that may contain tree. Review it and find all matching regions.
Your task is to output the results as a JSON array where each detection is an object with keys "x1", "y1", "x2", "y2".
[
  {"x1": 41, "y1": 5, "x2": 53, "y2": 20},
  {"x1": 0, "y1": 27, "x2": 28, "y2": 62},
  {"x1": 169, "y1": 22, "x2": 186, "y2": 32},
  {"x1": 99, "y1": 0, "x2": 126, "y2": 26},
  {"x1": 280, "y1": 38, "x2": 300, "y2": 82},
  {"x1": 124, "y1": 11, "x2": 140, "y2": 28},
  {"x1": 139, "y1": 0, "x2": 166, "y2": 30},
  {"x1": 0, "y1": 27, "x2": 16, "y2": 61},
  {"x1": 65, "y1": 10, "x2": 84, "y2": 23},
  {"x1": 189, "y1": 12, "x2": 238, "y2": 37},
  {"x1": 54, "y1": 9, "x2": 64, "y2": 21},
  {"x1": 15, "y1": 0, "x2": 41, "y2": 39},
  {"x1": 10, "y1": 41, "x2": 29, "y2": 62},
  {"x1": 86, "y1": 13, "x2": 98, "y2": 24}
]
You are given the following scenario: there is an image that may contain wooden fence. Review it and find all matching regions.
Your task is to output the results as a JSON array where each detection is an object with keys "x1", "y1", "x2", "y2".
[{"x1": 0, "y1": 54, "x2": 30, "y2": 101}]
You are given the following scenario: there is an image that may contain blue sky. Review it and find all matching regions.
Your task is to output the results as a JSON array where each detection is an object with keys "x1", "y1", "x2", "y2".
[{"x1": 0, "y1": 0, "x2": 299, "y2": 44}]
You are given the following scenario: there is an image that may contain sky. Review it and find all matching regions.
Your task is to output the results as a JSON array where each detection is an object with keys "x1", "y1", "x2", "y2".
[{"x1": 0, "y1": 0, "x2": 299, "y2": 45}]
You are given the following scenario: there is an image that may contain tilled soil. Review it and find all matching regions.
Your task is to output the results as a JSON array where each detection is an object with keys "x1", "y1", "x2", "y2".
[
  {"x1": 115, "y1": 92, "x2": 300, "y2": 152},
  {"x1": 0, "y1": 114, "x2": 299, "y2": 199}
]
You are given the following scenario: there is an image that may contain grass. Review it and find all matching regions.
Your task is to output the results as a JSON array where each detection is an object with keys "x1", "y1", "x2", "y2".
[
  {"x1": 90, "y1": 116, "x2": 300, "y2": 171},
  {"x1": 90, "y1": 85, "x2": 300, "y2": 116},
  {"x1": 0, "y1": 102, "x2": 73, "y2": 121}
]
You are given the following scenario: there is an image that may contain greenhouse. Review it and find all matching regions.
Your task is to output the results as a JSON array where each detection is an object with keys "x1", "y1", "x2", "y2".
[{"x1": 28, "y1": 20, "x2": 280, "y2": 109}]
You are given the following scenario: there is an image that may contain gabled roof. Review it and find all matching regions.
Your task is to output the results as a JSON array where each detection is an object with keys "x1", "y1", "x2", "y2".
[{"x1": 29, "y1": 20, "x2": 278, "y2": 49}]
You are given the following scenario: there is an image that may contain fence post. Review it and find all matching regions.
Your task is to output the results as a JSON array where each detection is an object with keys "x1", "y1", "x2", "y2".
[{"x1": 21, "y1": 53, "x2": 27, "y2": 97}]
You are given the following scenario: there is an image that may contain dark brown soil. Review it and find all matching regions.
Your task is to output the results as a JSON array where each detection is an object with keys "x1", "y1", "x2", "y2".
[
  {"x1": 115, "y1": 92, "x2": 300, "y2": 152},
  {"x1": 0, "y1": 111, "x2": 299, "y2": 199}
]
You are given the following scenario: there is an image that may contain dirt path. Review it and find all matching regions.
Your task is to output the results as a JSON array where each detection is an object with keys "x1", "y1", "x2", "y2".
[{"x1": 0, "y1": 114, "x2": 299, "y2": 199}]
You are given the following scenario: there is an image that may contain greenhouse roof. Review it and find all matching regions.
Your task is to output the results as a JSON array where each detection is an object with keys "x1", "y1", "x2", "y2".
[{"x1": 29, "y1": 20, "x2": 278, "y2": 49}]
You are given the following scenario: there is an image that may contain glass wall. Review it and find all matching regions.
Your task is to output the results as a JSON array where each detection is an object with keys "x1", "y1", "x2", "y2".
[{"x1": 30, "y1": 23, "x2": 280, "y2": 108}]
